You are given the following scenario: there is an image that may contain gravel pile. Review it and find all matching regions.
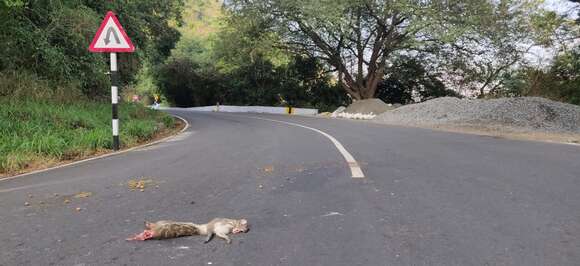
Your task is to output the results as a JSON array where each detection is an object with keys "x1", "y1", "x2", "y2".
[
  {"x1": 343, "y1": 98, "x2": 393, "y2": 115},
  {"x1": 374, "y1": 97, "x2": 580, "y2": 133}
]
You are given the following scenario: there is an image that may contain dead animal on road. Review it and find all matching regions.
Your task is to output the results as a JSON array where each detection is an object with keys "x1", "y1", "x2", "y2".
[{"x1": 126, "y1": 218, "x2": 249, "y2": 244}]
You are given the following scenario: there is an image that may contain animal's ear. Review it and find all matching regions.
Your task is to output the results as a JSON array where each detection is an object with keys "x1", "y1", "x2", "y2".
[
  {"x1": 240, "y1": 219, "x2": 248, "y2": 225},
  {"x1": 145, "y1": 221, "x2": 152, "y2": 229}
]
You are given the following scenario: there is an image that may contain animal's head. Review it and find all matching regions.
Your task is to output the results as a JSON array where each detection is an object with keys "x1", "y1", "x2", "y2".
[
  {"x1": 144, "y1": 220, "x2": 166, "y2": 230},
  {"x1": 233, "y1": 219, "x2": 249, "y2": 234},
  {"x1": 126, "y1": 229, "x2": 155, "y2": 241},
  {"x1": 145, "y1": 221, "x2": 164, "y2": 230}
]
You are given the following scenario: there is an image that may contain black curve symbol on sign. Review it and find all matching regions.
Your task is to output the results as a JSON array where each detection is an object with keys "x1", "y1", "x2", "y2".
[{"x1": 104, "y1": 28, "x2": 121, "y2": 45}]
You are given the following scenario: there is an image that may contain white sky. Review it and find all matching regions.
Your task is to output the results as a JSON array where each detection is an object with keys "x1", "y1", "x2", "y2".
[
  {"x1": 525, "y1": 0, "x2": 579, "y2": 67},
  {"x1": 543, "y1": 0, "x2": 579, "y2": 17}
]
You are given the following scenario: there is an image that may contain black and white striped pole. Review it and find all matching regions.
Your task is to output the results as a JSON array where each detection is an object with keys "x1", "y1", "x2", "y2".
[
  {"x1": 110, "y1": 52, "x2": 120, "y2": 150},
  {"x1": 88, "y1": 11, "x2": 135, "y2": 151}
]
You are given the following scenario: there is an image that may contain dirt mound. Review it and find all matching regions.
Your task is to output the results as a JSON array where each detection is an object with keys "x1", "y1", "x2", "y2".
[
  {"x1": 374, "y1": 97, "x2": 580, "y2": 133},
  {"x1": 343, "y1": 98, "x2": 393, "y2": 115}
]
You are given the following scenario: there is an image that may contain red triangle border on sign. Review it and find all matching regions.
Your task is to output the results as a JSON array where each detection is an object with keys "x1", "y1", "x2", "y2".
[{"x1": 89, "y1": 11, "x2": 135, "y2": 53}]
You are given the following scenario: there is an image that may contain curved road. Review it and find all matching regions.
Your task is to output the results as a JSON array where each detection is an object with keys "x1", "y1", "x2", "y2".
[{"x1": 1, "y1": 110, "x2": 579, "y2": 265}]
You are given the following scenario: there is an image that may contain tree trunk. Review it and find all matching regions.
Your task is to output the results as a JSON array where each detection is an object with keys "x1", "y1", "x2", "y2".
[
  {"x1": 345, "y1": 67, "x2": 383, "y2": 100},
  {"x1": 347, "y1": 82, "x2": 377, "y2": 100},
  {"x1": 343, "y1": 83, "x2": 362, "y2": 100}
]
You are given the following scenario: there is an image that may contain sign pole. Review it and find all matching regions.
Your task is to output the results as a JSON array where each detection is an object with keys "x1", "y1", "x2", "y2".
[
  {"x1": 88, "y1": 11, "x2": 135, "y2": 151},
  {"x1": 110, "y1": 52, "x2": 120, "y2": 151}
]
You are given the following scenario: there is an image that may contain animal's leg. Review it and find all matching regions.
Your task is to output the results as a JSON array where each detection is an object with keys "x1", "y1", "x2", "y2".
[{"x1": 204, "y1": 232, "x2": 214, "y2": 244}]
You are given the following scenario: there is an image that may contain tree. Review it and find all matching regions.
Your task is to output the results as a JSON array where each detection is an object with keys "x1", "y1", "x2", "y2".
[
  {"x1": 277, "y1": 56, "x2": 348, "y2": 111},
  {"x1": 377, "y1": 56, "x2": 459, "y2": 104},
  {"x1": 0, "y1": 0, "x2": 184, "y2": 99},
  {"x1": 550, "y1": 47, "x2": 580, "y2": 104},
  {"x1": 156, "y1": 3, "x2": 347, "y2": 110},
  {"x1": 495, "y1": 47, "x2": 580, "y2": 105},
  {"x1": 226, "y1": 0, "x2": 544, "y2": 100},
  {"x1": 415, "y1": 0, "x2": 565, "y2": 98},
  {"x1": 157, "y1": 57, "x2": 222, "y2": 107}
]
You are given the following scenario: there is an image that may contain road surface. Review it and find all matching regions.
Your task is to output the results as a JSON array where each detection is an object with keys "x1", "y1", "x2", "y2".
[{"x1": 1, "y1": 110, "x2": 579, "y2": 265}]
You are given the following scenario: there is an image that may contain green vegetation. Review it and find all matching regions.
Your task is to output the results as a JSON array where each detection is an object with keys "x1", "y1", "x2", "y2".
[
  {"x1": 0, "y1": 99, "x2": 176, "y2": 174},
  {"x1": 145, "y1": 0, "x2": 346, "y2": 111},
  {"x1": 496, "y1": 47, "x2": 580, "y2": 105},
  {"x1": 377, "y1": 56, "x2": 463, "y2": 104},
  {"x1": 222, "y1": 0, "x2": 568, "y2": 100},
  {"x1": 0, "y1": 1, "x2": 578, "y2": 175},
  {"x1": 0, "y1": 1, "x2": 184, "y2": 174},
  {"x1": 2, "y1": 1, "x2": 578, "y2": 109},
  {"x1": 153, "y1": 0, "x2": 579, "y2": 108},
  {"x1": 0, "y1": 0, "x2": 183, "y2": 99}
]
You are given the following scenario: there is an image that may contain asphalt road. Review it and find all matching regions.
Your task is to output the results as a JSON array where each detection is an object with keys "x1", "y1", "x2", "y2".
[{"x1": 1, "y1": 110, "x2": 579, "y2": 266}]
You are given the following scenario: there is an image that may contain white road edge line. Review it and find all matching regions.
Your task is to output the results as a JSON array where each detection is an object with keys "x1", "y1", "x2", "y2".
[
  {"x1": 0, "y1": 114, "x2": 190, "y2": 182},
  {"x1": 247, "y1": 116, "x2": 365, "y2": 178}
]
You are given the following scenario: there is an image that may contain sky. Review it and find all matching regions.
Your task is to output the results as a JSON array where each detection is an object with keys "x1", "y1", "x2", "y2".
[
  {"x1": 525, "y1": 0, "x2": 579, "y2": 66},
  {"x1": 544, "y1": 0, "x2": 579, "y2": 17}
]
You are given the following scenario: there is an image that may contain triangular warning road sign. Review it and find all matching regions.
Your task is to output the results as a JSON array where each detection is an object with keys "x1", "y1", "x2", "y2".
[{"x1": 89, "y1": 11, "x2": 135, "y2": 53}]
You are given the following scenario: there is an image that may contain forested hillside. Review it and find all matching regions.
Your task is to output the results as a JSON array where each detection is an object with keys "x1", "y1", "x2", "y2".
[
  {"x1": 0, "y1": 1, "x2": 184, "y2": 174},
  {"x1": 2, "y1": 1, "x2": 578, "y2": 108},
  {"x1": 0, "y1": 1, "x2": 183, "y2": 100},
  {"x1": 153, "y1": 0, "x2": 579, "y2": 109}
]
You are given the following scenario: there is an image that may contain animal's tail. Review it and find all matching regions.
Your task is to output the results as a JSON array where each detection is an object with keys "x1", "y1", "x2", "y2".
[{"x1": 190, "y1": 223, "x2": 206, "y2": 235}]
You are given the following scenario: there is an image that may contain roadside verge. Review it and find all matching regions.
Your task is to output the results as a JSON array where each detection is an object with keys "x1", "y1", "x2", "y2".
[{"x1": 0, "y1": 115, "x2": 189, "y2": 181}]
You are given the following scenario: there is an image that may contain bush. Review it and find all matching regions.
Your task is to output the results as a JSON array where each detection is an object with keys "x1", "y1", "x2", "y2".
[{"x1": 0, "y1": 71, "x2": 85, "y2": 102}]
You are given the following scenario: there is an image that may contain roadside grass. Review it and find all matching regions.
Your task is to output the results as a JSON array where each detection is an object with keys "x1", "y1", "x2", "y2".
[{"x1": 0, "y1": 99, "x2": 179, "y2": 175}]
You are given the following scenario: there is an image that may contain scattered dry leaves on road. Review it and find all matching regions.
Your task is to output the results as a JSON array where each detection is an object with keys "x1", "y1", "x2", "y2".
[
  {"x1": 74, "y1": 191, "x2": 92, "y2": 198},
  {"x1": 261, "y1": 165, "x2": 275, "y2": 173},
  {"x1": 127, "y1": 178, "x2": 156, "y2": 191}
]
